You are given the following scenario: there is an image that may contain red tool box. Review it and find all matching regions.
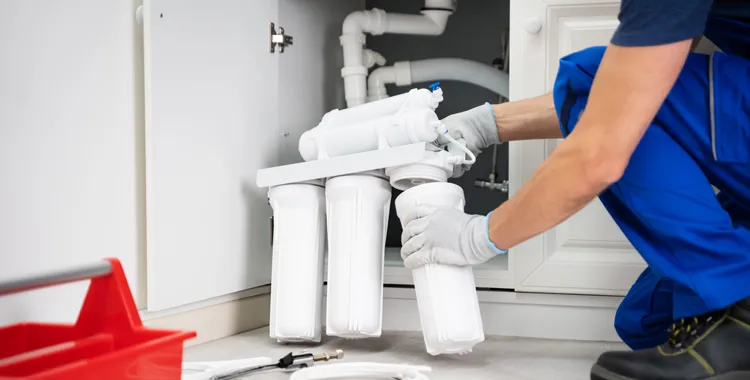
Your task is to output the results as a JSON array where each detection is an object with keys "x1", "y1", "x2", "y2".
[{"x1": 0, "y1": 258, "x2": 196, "y2": 380}]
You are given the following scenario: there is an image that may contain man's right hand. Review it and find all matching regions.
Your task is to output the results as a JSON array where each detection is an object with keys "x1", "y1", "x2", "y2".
[
  {"x1": 438, "y1": 103, "x2": 499, "y2": 176},
  {"x1": 400, "y1": 206, "x2": 505, "y2": 269}
]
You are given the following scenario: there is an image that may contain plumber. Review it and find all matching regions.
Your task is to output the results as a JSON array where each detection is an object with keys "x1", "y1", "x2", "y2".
[{"x1": 400, "y1": 1, "x2": 750, "y2": 379}]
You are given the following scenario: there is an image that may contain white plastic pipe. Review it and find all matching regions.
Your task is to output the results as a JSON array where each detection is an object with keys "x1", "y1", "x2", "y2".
[
  {"x1": 368, "y1": 58, "x2": 510, "y2": 101},
  {"x1": 367, "y1": 62, "x2": 412, "y2": 101},
  {"x1": 341, "y1": 1, "x2": 455, "y2": 37},
  {"x1": 362, "y1": 49, "x2": 386, "y2": 69},
  {"x1": 381, "y1": 11, "x2": 451, "y2": 35},
  {"x1": 340, "y1": 1, "x2": 455, "y2": 108}
]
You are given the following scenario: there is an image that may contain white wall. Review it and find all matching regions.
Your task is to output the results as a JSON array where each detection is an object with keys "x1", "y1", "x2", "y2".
[{"x1": 0, "y1": 0, "x2": 145, "y2": 324}]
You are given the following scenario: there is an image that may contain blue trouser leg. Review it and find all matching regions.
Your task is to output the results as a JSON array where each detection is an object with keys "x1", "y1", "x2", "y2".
[
  {"x1": 613, "y1": 269, "x2": 674, "y2": 350},
  {"x1": 553, "y1": 47, "x2": 750, "y2": 349},
  {"x1": 717, "y1": 191, "x2": 750, "y2": 230},
  {"x1": 613, "y1": 195, "x2": 750, "y2": 350},
  {"x1": 613, "y1": 193, "x2": 750, "y2": 350}
]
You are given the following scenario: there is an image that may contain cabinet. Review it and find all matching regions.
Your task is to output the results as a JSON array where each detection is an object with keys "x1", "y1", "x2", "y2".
[
  {"x1": 508, "y1": 0, "x2": 645, "y2": 296},
  {"x1": 0, "y1": 0, "x2": 144, "y2": 324},
  {"x1": 142, "y1": 0, "x2": 363, "y2": 311}
]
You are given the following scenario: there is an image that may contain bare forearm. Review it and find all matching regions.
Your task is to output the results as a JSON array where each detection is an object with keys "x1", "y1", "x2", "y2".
[
  {"x1": 492, "y1": 93, "x2": 562, "y2": 141},
  {"x1": 487, "y1": 41, "x2": 691, "y2": 250},
  {"x1": 488, "y1": 134, "x2": 616, "y2": 248},
  {"x1": 486, "y1": 95, "x2": 594, "y2": 248}
]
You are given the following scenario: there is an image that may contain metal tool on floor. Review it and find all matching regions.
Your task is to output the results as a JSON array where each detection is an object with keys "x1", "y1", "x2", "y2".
[
  {"x1": 213, "y1": 349, "x2": 345, "y2": 379},
  {"x1": 183, "y1": 349, "x2": 345, "y2": 380}
]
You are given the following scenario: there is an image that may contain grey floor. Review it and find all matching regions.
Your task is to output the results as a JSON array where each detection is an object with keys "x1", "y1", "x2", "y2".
[{"x1": 185, "y1": 327, "x2": 627, "y2": 379}]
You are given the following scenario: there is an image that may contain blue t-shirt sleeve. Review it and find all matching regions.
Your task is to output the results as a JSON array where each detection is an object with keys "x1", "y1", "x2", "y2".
[{"x1": 611, "y1": 0, "x2": 713, "y2": 46}]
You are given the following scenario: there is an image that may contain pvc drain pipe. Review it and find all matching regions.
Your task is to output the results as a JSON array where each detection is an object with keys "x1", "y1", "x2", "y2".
[
  {"x1": 368, "y1": 58, "x2": 509, "y2": 101},
  {"x1": 341, "y1": 0, "x2": 455, "y2": 107},
  {"x1": 395, "y1": 182, "x2": 485, "y2": 355}
]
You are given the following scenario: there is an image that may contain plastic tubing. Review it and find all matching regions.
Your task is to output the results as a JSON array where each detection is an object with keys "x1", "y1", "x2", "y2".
[{"x1": 368, "y1": 58, "x2": 509, "y2": 100}]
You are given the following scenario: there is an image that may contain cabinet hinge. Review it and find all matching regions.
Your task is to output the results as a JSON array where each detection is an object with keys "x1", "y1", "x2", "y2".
[{"x1": 270, "y1": 22, "x2": 293, "y2": 53}]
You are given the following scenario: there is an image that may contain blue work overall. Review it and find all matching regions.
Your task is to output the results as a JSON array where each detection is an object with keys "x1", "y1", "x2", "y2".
[{"x1": 552, "y1": 16, "x2": 750, "y2": 350}]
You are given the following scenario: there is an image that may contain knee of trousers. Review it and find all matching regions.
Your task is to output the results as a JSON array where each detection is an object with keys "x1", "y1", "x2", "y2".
[
  {"x1": 613, "y1": 270, "x2": 674, "y2": 350},
  {"x1": 614, "y1": 305, "x2": 671, "y2": 350}
]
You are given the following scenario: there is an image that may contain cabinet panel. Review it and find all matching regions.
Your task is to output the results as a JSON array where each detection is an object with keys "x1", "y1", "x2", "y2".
[
  {"x1": 0, "y1": 0, "x2": 143, "y2": 322},
  {"x1": 143, "y1": 0, "x2": 279, "y2": 310},
  {"x1": 382, "y1": 249, "x2": 513, "y2": 289},
  {"x1": 545, "y1": 5, "x2": 621, "y2": 90},
  {"x1": 509, "y1": 0, "x2": 645, "y2": 296}
]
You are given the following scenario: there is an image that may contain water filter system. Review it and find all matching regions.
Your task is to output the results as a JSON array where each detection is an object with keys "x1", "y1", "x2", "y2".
[
  {"x1": 254, "y1": 0, "x2": 513, "y2": 356},
  {"x1": 257, "y1": 84, "x2": 484, "y2": 355}
]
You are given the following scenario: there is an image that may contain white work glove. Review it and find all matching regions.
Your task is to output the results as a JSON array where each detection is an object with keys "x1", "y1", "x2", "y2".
[
  {"x1": 400, "y1": 206, "x2": 506, "y2": 269},
  {"x1": 439, "y1": 103, "x2": 500, "y2": 177}
]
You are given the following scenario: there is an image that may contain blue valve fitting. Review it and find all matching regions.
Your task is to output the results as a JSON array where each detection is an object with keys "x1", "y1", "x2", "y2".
[{"x1": 429, "y1": 82, "x2": 441, "y2": 91}]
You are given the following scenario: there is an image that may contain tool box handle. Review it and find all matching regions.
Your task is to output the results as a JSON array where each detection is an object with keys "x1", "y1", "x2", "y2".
[{"x1": 0, "y1": 261, "x2": 113, "y2": 297}]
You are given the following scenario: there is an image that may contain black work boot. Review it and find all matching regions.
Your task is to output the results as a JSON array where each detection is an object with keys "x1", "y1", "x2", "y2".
[{"x1": 591, "y1": 298, "x2": 750, "y2": 380}]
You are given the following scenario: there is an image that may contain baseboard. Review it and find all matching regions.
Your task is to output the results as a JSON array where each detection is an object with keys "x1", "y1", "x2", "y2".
[
  {"x1": 378, "y1": 287, "x2": 624, "y2": 342},
  {"x1": 143, "y1": 291, "x2": 271, "y2": 347},
  {"x1": 141, "y1": 286, "x2": 625, "y2": 347}
]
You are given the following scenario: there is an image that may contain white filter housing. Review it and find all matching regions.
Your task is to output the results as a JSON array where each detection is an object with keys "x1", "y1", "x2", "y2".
[
  {"x1": 325, "y1": 171, "x2": 391, "y2": 338},
  {"x1": 268, "y1": 181, "x2": 326, "y2": 342},
  {"x1": 318, "y1": 88, "x2": 440, "y2": 129},
  {"x1": 299, "y1": 108, "x2": 441, "y2": 161},
  {"x1": 298, "y1": 88, "x2": 444, "y2": 161},
  {"x1": 395, "y1": 182, "x2": 485, "y2": 355}
]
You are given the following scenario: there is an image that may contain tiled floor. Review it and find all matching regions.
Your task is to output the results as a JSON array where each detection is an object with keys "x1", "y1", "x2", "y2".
[{"x1": 184, "y1": 327, "x2": 627, "y2": 379}]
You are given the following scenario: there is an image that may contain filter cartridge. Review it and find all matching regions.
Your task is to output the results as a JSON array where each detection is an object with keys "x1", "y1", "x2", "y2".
[
  {"x1": 325, "y1": 171, "x2": 391, "y2": 338},
  {"x1": 394, "y1": 182, "x2": 485, "y2": 355},
  {"x1": 268, "y1": 180, "x2": 326, "y2": 342}
]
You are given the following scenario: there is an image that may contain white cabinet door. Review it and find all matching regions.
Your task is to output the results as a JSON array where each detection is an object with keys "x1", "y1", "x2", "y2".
[
  {"x1": 509, "y1": 0, "x2": 646, "y2": 296},
  {"x1": 143, "y1": 0, "x2": 279, "y2": 311}
]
